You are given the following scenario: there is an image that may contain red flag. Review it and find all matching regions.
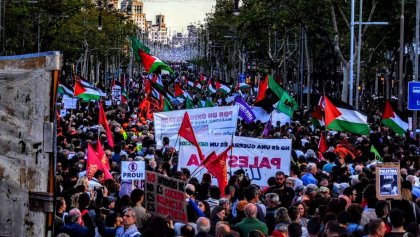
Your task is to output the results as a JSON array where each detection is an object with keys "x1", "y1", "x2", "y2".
[
  {"x1": 97, "y1": 137, "x2": 111, "y2": 171},
  {"x1": 318, "y1": 133, "x2": 327, "y2": 154},
  {"x1": 98, "y1": 101, "x2": 114, "y2": 148},
  {"x1": 174, "y1": 83, "x2": 184, "y2": 97},
  {"x1": 255, "y1": 75, "x2": 268, "y2": 103},
  {"x1": 178, "y1": 112, "x2": 204, "y2": 160},
  {"x1": 87, "y1": 143, "x2": 113, "y2": 180},
  {"x1": 206, "y1": 146, "x2": 232, "y2": 196}
]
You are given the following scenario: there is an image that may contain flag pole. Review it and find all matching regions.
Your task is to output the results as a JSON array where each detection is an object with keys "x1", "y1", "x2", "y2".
[
  {"x1": 169, "y1": 134, "x2": 180, "y2": 163},
  {"x1": 229, "y1": 133, "x2": 234, "y2": 176}
]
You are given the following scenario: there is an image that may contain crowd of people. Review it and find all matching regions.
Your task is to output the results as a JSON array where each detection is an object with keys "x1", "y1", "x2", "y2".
[{"x1": 54, "y1": 71, "x2": 420, "y2": 237}]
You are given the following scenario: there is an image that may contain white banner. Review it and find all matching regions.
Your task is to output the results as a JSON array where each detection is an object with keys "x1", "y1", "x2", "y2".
[
  {"x1": 154, "y1": 106, "x2": 239, "y2": 147},
  {"x1": 178, "y1": 135, "x2": 292, "y2": 187},
  {"x1": 62, "y1": 95, "x2": 78, "y2": 109},
  {"x1": 121, "y1": 161, "x2": 146, "y2": 181}
]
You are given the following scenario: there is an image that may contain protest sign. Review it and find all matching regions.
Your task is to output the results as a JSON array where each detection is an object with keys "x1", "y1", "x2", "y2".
[
  {"x1": 145, "y1": 171, "x2": 188, "y2": 223},
  {"x1": 121, "y1": 161, "x2": 145, "y2": 181},
  {"x1": 62, "y1": 95, "x2": 78, "y2": 109},
  {"x1": 376, "y1": 163, "x2": 401, "y2": 200},
  {"x1": 112, "y1": 85, "x2": 121, "y2": 101},
  {"x1": 178, "y1": 135, "x2": 292, "y2": 187},
  {"x1": 153, "y1": 106, "x2": 239, "y2": 147}
]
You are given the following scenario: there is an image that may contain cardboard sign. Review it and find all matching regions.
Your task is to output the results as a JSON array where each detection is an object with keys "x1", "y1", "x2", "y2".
[
  {"x1": 112, "y1": 85, "x2": 121, "y2": 101},
  {"x1": 376, "y1": 163, "x2": 401, "y2": 200},
  {"x1": 62, "y1": 95, "x2": 78, "y2": 109},
  {"x1": 145, "y1": 171, "x2": 188, "y2": 223},
  {"x1": 121, "y1": 161, "x2": 146, "y2": 181},
  {"x1": 178, "y1": 135, "x2": 292, "y2": 187}
]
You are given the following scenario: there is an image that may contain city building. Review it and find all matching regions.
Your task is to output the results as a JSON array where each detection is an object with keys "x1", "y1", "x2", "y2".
[
  {"x1": 121, "y1": 0, "x2": 147, "y2": 30},
  {"x1": 149, "y1": 14, "x2": 169, "y2": 45}
]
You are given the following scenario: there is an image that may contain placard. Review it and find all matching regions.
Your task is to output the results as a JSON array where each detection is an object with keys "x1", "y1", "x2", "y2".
[
  {"x1": 62, "y1": 95, "x2": 78, "y2": 109},
  {"x1": 145, "y1": 171, "x2": 188, "y2": 223},
  {"x1": 376, "y1": 163, "x2": 401, "y2": 200},
  {"x1": 112, "y1": 85, "x2": 121, "y2": 101},
  {"x1": 121, "y1": 161, "x2": 146, "y2": 181}
]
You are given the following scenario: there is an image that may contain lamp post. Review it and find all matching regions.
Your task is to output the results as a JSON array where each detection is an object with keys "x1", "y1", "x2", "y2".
[{"x1": 384, "y1": 50, "x2": 393, "y2": 100}]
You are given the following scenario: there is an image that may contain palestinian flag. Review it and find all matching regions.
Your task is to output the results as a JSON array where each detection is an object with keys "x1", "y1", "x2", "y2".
[
  {"x1": 312, "y1": 106, "x2": 325, "y2": 129},
  {"x1": 131, "y1": 35, "x2": 150, "y2": 63},
  {"x1": 200, "y1": 73, "x2": 206, "y2": 83},
  {"x1": 186, "y1": 97, "x2": 194, "y2": 109},
  {"x1": 148, "y1": 75, "x2": 173, "y2": 100},
  {"x1": 255, "y1": 75, "x2": 298, "y2": 117},
  {"x1": 215, "y1": 80, "x2": 231, "y2": 94},
  {"x1": 174, "y1": 83, "x2": 192, "y2": 99},
  {"x1": 238, "y1": 82, "x2": 251, "y2": 90},
  {"x1": 161, "y1": 96, "x2": 173, "y2": 111},
  {"x1": 324, "y1": 96, "x2": 370, "y2": 135},
  {"x1": 370, "y1": 145, "x2": 383, "y2": 162},
  {"x1": 73, "y1": 80, "x2": 101, "y2": 101},
  {"x1": 382, "y1": 101, "x2": 408, "y2": 135},
  {"x1": 205, "y1": 98, "x2": 214, "y2": 107},
  {"x1": 139, "y1": 51, "x2": 174, "y2": 74},
  {"x1": 207, "y1": 79, "x2": 216, "y2": 93},
  {"x1": 58, "y1": 83, "x2": 74, "y2": 97}
]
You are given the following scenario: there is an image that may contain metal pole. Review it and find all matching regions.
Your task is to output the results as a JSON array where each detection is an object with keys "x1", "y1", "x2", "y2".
[
  {"x1": 398, "y1": 0, "x2": 405, "y2": 110},
  {"x1": 355, "y1": 0, "x2": 363, "y2": 109},
  {"x1": 349, "y1": 0, "x2": 355, "y2": 105},
  {"x1": 413, "y1": 0, "x2": 419, "y2": 142}
]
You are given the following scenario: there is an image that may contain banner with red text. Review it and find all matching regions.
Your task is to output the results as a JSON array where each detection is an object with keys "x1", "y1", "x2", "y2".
[
  {"x1": 153, "y1": 106, "x2": 239, "y2": 147},
  {"x1": 178, "y1": 135, "x2": 292, "y2": 187},
  {"x1": 145, "y1": 171, "x2": 188, "y2": 223}
]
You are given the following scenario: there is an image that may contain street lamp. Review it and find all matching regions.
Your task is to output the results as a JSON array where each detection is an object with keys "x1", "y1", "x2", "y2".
[
  {"x1": 233, "y1": 0, "x2": 240, "y2": 16},
  {"x1": 384, "y1": 50, "x2": 393, "y2": 100}
]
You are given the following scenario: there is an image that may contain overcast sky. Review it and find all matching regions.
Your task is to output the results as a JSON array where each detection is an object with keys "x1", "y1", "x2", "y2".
[{"x1": 142, "y1": 0, "x2": 216, "y2": 34}]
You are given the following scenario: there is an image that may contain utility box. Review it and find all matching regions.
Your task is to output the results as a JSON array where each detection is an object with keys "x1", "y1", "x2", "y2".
[{"x1": 0, "y1": 52, "x2": 61, "y2": 237}]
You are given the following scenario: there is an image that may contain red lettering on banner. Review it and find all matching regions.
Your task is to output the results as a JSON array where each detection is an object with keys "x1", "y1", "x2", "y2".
[
  {"x1": 165, "y1": 189, "x2": 184, "y2": 200},
  {"x1": 238, "y1": 156, "x2": 248, "y2": 167},
  {"x1": 147, "y1": 172, "x2": 156, "y2": 183},
  {"x1": 228, "y1": 156, "x2": 283, "y2": 169},
  {"x1": 271, "y1": 158, "x2": 281, "y2": 169},
  {"x1": 157, "y1": 205, "x2": 187, "y2": 221},
  {"x1": 260, "y1": 157, "x2": 271, "y2": 168},
  {"x1": 249, "y1": 157, "x2": 258, "y2": 168},
  {"x1": 186, "y1": 154, "x2": 200, "y2": 166},
  {"x1": 157, "y1": 195, "x2": 182, "y2": 209},
  {"x1": 228, "y1": 156, "x2": 238, "y2": 168}
]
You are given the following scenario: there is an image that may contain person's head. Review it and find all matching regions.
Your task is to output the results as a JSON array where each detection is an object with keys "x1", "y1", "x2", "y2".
[
  {"x1": 248, "y1": 230, "x2": 266, "y2": 237},
  {"x1": 265, "y1": 193, "x2": 280, "y2": 208},
  {"x1": 202, "y1": 173, "x2": 212, "y2": 184},
  {"x1": 122, "y1": 208, "x2": 137, "y2": 228},
  {"x1": 307, "y1": 162, "x2": 317, "y2": 175},
  {"x1": 224, "y1": 185, "x2": 235, "y2": 199},
  {"x1": 307, "y1": 217, "x2": 321, "y2": 236},
  {"x1": 215, "y1": 222, "x2": 230, "y2": 237},
  {"x1": 347, "y1": 203, "x2": 363, "y2": 224},
  {"x1": 337, "y1": 211, "x2": 351, "y2": 226},
  {"x1": 275, "y1": 207, "x2": 291, "y2": 223},
  {"x1": 367, "y1": 218, "x2": 386, "y2": 237},
  {"x1": 130, "y1": 188, "x2": 145, "y2": 205},
  {"x1": 68, "y1": 208, "x2": 82, "y2": 224},
  {"x1": 324, "y1": 221, "x2": 341, "y2": 237},
  {"x1": 288, "y1": 222, "x2": 303, "y2": 237},
  {"x1": 210, "y1": 185, "x2": 221, "y2": 199},
  {"x1": 288, "y1": 206, "x2": 300, "y2": 222},
  {"x1": 275, "y1": 171, "x2": 286, "y2": 187},
  {"x1": 244, "y1": 203, "x2": 258, "y2": 218},
  {"x1": 219, "y1": 198, "x2": 231, "y2": 212},
  {"x1": 56, "y1": 197, "x2": 67, "y2": 213},
  {"x1": 375, "y1": 200, "x2": 390, "y2": 218},
  {"x1": 296, "y1": 202, "x2": 306, "y2": 218},
  {"x1": 93, "y1": 170, "x2": 105, "y2": 183},
  {"x1": 343, "y1": 187, "x2": 357, "y2": 202},
  {"x1": 180, "y1": 224, "x2": 195, "y2": 237},
  {"x1": 244, "y1": 185, "x2": 260, "y2": 203},
  {"x1": 285, "y1": 177, "x2": 295, "y2": 189},
  {"x1": 389, "y1": 208, "x2": 405, "y2": 228},
  {"x1": 211, "y1": 206, "x2": 226, "y2": 220},
  {"x1": 196, "y1": 217, "x2": 211, "y2": 234},
  {"x1": 198, "y1": 200, "x2": 210, "y2": 216}
]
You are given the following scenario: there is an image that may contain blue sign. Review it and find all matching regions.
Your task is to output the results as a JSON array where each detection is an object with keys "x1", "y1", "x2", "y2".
[
  {"x1": 408, "y1": 81, "x2": 420, "y2": 110},
  {"x1": 238, "y1": 73, "x2": 246, "y2": 83}
]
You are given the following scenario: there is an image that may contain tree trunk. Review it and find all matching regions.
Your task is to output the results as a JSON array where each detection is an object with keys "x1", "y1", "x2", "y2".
[{"x1": 342, "y1": 63, "x2": 350, "y2": 102}]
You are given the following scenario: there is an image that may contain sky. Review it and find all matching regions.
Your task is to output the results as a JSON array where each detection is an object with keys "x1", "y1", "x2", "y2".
[{"x1": 142, "y1": 0, "x2": 216, "y2": 35}]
